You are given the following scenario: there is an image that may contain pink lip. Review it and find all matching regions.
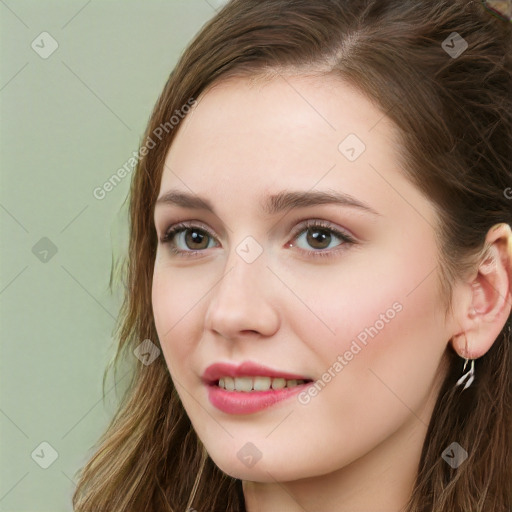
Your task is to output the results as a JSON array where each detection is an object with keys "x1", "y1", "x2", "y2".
[
  {"x1": 202, "y1": 361, "x2": 313, "y2": 415},
  {"x1": 201, "y1": 361, "x2": 311, "y2": 384}
]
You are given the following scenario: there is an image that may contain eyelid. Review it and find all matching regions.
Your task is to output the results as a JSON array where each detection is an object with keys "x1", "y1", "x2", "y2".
[
  {"x1": 159, "y1": 218, "x2": 357, "y2": 258},
  {"x1": 159, "y1": 219, "x2": 215, "y2": 241},
  {"x1": 289, "y1": 218, "x2": 355, "y2": 242}
]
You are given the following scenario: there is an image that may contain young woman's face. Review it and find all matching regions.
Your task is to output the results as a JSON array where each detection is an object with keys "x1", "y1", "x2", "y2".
[{"x1": 152, "y1": 74, "x2": 455, "y2": 483}]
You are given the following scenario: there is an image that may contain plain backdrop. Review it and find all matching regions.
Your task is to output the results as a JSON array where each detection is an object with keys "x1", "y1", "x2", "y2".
[{"x1": 0, "y1": 1, "x2": 227, "y2": 510}]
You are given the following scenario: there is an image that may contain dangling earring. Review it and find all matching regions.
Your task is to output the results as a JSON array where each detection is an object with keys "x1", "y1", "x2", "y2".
[{"x1": 455, "y1": 358, "x2": 475, "y2": 390}]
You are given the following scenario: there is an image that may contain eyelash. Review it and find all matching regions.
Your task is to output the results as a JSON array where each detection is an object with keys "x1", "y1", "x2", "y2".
[{"x1": 159, "y1": 219, "x2": 357, "y2": 260}]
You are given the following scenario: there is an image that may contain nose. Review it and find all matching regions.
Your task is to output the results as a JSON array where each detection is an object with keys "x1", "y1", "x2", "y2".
[{"x1": 204, "y1": 244, "x2": 280, "y2": 340}]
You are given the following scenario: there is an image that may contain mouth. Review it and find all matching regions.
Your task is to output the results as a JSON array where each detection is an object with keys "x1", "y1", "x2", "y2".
[
  {"x1": 213, "y1": 376, "x2": 313, "y2": 392},
  {"x1": 202, "y1": 360, "x2": 313, "y2": 387},
  {"x1": 202, "y1": 361, "x2": 315, "y2": 414}
]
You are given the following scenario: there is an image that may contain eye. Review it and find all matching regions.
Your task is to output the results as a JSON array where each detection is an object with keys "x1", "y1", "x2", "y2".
[
  {"x1": 158, "y1": 219, "x2": 356, "y2": 259},
  {"x1": 289, "y1": 219, "x2": 356, "y2": 259},
  {"x1": 159, "y1": 221, "x2": 218, "y2": 258}
]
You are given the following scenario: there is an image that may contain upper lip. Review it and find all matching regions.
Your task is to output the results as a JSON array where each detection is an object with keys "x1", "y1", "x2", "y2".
[{"x1": 202, "y1": 361, "x2": 313, "y2": 385}]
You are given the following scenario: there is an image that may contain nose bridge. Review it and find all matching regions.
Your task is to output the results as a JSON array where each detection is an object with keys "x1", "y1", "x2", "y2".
[
  {"x1": 205, "y1": 234, "x2": 279, "y2": 337},
  {"x1": 213, "y1": 235, "x2": 267, "y2": 308}
]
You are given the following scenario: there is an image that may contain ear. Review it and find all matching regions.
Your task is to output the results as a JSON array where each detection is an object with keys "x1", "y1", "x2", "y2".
[{"x1": 450, "y1": 223, "x2": 512, "y2": 359}]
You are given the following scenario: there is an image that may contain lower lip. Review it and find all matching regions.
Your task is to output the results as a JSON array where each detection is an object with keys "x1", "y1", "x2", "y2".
[{"x1": 206, "y1": 382, "x2": 313, "y2": 414}]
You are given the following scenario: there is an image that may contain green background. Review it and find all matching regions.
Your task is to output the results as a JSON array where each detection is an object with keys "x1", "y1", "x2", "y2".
[{"x1": 0, "y1": 1, "x2": 226, "y2": 510}]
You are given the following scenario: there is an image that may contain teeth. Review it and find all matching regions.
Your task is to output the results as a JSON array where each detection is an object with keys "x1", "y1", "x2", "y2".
[
  {"x1": 271, "y1": 378, "x2": 286, "y2": 389},
  {"x1": 217, "y1": 376, "x2": 307, "y2": 392},
  {"x1": 253, "y1": 376, "x2": 271, "y2": 390},
  {"x1": 234, "y1": 377, "x2": 253, "y2": 392}
]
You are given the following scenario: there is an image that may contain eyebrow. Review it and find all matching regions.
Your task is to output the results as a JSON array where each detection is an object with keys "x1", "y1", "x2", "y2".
[{"x1": 155, "y1": 189, "x2": 380, "y2": 216}]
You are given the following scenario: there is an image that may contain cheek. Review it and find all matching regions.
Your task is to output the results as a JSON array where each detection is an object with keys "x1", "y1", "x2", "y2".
[
  {"x1": 278, "y1": 270, "x2": 446, "y2": 472},
  {"x1": 276, "y1": 239, "x2": 442, "y2": 357},
  {"x1": 282, "y1": 243, "x2": 446, "y2": 413},
  {"x1": 151, "y1": 265, "x2": 205, "y2": 377}
]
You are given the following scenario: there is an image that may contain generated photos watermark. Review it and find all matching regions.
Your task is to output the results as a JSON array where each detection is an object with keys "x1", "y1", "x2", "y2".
[
  {"x1": 93, "y1": 97, "x2": 197, "y2": 200},
  {"x1": 298, "y1": 301, "x2": 403, "y2": 405}
]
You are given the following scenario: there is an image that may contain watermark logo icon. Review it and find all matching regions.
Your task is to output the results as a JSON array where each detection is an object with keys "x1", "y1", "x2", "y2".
[
  {"x1": 338, "y1": 133, "x2": 366, "y2": 162},
  {"x1": 236, "y1": 236, "x2": 263, "y2": 264},
  {"x1": 442, "y1": 32, "x2": 468, "y2": 59},
  {"x1": 32, "y1": 237, "x2": 58, "y2": 263},
  {"x1": 31, "y1": 32, "x2": 59, "y2": 59},
  {"x1": 134, "y1": 339, "x2": 161, "y2": 366},
  {"x1": 237, "y1": 442, "x2": 262, "y2": 468},
  {"x1": 31, "y1": 441, "x2": 59, "y2": 469},
  {"x1": 441, "y1": 441, "x2": 468, "y2": 468}
]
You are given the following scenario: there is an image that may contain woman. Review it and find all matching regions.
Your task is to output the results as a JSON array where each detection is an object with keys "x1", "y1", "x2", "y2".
[{"x1": 73, "y1": 1, "x2": 512, "y2": 510}]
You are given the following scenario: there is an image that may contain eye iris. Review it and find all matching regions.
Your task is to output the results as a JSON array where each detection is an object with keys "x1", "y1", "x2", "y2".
[
  {"x1": 176, "y1": 226, "x2": 337, "y2": 252},
  {"x1": 307, "y1": 228, "x2": 331, "y2": 249},
  {"x1": 185, "y1": 229, "x2": 209, "y2": 250}
]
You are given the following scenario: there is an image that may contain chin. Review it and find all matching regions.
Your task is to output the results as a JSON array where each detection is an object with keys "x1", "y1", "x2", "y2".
[{"x1": 207, "y1": 449, "x2": 315, "y2": 483}]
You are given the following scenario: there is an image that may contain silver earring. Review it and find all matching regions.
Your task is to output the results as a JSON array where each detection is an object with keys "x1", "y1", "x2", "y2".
[{"x1": 455, "y1": 358, "x2": 475, "y2": 390}]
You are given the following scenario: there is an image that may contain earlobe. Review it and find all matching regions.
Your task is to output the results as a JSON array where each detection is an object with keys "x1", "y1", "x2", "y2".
[{"x1": 451, "y1": 223, "x2": 512, "y2": 360}]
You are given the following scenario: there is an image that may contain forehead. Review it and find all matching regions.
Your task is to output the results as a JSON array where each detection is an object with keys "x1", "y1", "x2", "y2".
[
  {"x1": 161, "y1": 74, "x2": 397, "y2": 187},
  {"x1": 171, "y1": 72, "x2": 392, "y2": 150},
  {"x1": 157, "y1": 73, "x2": 438, "y2": 236}
]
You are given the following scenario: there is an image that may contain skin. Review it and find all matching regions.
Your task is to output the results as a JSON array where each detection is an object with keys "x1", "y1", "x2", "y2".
[{"x1": 151, "y1": 74, "x2": 512, "y2": 511}]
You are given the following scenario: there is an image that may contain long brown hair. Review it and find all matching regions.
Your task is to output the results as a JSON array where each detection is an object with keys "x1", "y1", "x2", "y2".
[{"x1": 72, "y1": 1, "x2": 512, "y2": 510}]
